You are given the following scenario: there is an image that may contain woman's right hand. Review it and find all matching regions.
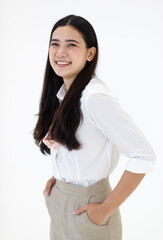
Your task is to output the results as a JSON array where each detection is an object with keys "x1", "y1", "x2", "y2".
[
  {"x1": 43, "y1": 132, "x2": 61, "y2": 150},
  {"x1": 44, "y1": 176, "x2": 56, "y2": 196}
]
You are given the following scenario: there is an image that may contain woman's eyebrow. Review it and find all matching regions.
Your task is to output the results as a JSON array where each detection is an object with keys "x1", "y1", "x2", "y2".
[{"x1": 51, "y1": 39, "x2": 80, "y2": 44}]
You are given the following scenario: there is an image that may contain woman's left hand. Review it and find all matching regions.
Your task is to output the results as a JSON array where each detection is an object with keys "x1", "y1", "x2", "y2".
[{"x1": 73, "y1": 203, "x2": 110, "y2": 226}]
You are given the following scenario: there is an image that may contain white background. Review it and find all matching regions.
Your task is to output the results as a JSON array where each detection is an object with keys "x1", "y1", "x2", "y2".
[{"x1": 0, "y1": 0, "x2": 162, "y2": 239}]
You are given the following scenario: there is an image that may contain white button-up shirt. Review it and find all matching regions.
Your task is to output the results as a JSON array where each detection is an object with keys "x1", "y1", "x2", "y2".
[{"x1": 50, "y1": 76, "x2": 156, "y2": 187}]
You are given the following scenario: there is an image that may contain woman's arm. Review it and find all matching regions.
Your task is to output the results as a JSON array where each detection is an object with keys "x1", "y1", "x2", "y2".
[
  {"x1": 74, "y1": 171, "x2": 145, "y2": 226},
  {"x1": 101, "y1": 170, "x2": 145, "y2": 218},
  {"x1": 74, "y1": 90, "x2": 155, "y2": 224}
]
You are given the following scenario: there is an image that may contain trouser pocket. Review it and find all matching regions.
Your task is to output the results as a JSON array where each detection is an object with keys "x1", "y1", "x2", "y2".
[
  {"x1": 43, "y1": 184, "x2": 76, "y2": 228},
  {"x1": 74, "y1": 192, "x2": 111, "y2": 232}
]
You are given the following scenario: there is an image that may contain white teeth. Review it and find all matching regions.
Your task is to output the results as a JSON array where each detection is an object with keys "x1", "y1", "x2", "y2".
[{"x1": 57, "y1": 61, "x2": 71, "y2": 65}]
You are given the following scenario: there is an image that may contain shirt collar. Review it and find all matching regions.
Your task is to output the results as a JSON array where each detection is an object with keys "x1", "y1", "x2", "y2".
[
  {"x1": 56, "y1": 76, "x2": 95, "y2": 102},
  {"x1": 56, "y1": 83, "x2": 67, "y2": 101}
]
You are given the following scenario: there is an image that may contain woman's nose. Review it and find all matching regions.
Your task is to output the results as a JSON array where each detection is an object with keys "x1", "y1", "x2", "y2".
[{"x1": 56, "y1": 46, "x2": 68, "y2": 58}]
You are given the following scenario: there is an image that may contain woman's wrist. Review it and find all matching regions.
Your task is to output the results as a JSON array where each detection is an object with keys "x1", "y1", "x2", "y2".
[{"x1": 100, "y1": 200, "x2": 114, "y2": 219}]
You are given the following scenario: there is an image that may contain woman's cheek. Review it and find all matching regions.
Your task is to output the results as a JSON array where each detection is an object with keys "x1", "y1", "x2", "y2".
[{"x1": 49, "y1": 51, "x2": 55, "y2": 68}]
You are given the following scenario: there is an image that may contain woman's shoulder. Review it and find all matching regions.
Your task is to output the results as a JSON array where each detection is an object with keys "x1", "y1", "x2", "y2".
[{"x1": 82, "y1": 76, "x2": 117, "y2": 101}]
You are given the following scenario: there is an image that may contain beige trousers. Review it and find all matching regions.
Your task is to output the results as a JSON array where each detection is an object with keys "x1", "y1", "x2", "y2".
[{"x1": 43, "y1": 177, "x2": 122, "y2": 240}]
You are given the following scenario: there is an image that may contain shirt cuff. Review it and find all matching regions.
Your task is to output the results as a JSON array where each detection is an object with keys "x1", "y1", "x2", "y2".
[{"x1": 125, "y1": 158, "x2": 156, "y2": 173}]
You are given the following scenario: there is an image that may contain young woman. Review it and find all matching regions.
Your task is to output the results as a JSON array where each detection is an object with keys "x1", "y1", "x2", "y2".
[{"x1": 33, "y1": 15, "x2": 156, "y2": 240}]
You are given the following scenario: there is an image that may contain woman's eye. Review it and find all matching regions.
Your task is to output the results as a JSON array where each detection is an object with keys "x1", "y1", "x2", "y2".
[
  {"x1": 68, "y1": 43, "x2": 76, "y2": 47},
  {"x1": 51, "y1": 43, "x2": 58, "y2": 46},
  {"x1": 50, "y1": 43, "x2": 76, "y2": 47}
]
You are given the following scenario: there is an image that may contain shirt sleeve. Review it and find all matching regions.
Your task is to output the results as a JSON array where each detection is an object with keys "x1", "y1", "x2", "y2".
[{"x1": 86, "y1": 92, "x2": 156, "y2": 173}]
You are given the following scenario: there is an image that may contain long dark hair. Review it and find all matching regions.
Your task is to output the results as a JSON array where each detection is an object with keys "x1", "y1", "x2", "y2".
[{"x1": 33, "y1": 14, "x2": 99, "y2": 155}]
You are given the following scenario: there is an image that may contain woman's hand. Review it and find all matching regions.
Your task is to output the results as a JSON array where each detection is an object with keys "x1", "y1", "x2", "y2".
[
  {"x1": 44, "y1": 176, "x2": 56, "y2": 196},
  {"x1": 43, "y1": 132, "x2": 61, "y2": 150},
  {"x1": 73, "y1": 203, "x2": 110, "y2": 226}
]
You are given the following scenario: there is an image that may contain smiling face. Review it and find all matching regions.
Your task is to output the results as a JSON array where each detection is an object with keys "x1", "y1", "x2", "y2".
[{"x1": 49, "y1": 25, "x2": 96, "y2": 90}]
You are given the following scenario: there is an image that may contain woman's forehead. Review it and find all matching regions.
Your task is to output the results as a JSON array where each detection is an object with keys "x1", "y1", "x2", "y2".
[{"x1": 52, "y1": 26, "x2": 83, "y2": 42}]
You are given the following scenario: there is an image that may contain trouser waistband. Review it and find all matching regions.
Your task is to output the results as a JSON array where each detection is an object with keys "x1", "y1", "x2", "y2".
[{"x1": 55, "y1": 177, "x2": 112, "y2": 197}]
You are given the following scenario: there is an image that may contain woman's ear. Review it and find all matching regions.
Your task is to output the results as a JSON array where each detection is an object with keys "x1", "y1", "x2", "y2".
[{"x1": 87, "y1": 47, "x2": 96, "y2": 62}]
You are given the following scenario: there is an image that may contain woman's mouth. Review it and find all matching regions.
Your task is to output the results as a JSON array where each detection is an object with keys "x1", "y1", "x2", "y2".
[{"x1": 55, "y1": 61, "x2": 72, "y2": 67}]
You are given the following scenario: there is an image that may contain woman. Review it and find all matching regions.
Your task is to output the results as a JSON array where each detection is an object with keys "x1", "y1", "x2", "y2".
[{"x1": 33, "y1": 14, "x2": 156, "y2": 240}]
